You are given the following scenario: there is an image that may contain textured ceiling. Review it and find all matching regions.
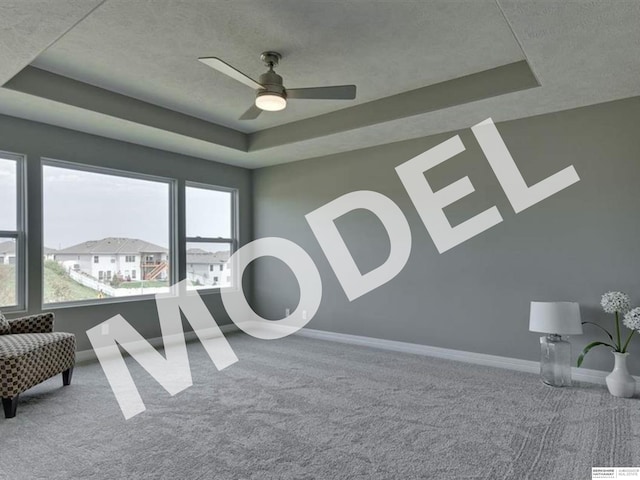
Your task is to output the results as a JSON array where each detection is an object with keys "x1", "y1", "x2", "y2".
[
  {"x1": 0, "y1": 0, "x2": 640, "y2": 169},
  {"x1": 0, "y1": 0, "x2": 104, "y2": 85},
  {"x1": 28, "y1": 0, "x2": 523, "y2": 133}
]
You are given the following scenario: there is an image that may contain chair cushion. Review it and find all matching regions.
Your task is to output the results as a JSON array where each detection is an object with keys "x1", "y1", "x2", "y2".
[
  {"x1": 0, "y1": 332, "x2": 74, "y2": 359},
  {"x1": 0, "y1": 332, "x2": 76, "y2": 397},
  {"x1": 9, "y1": 312, "x2": 54, "y2": 334}
]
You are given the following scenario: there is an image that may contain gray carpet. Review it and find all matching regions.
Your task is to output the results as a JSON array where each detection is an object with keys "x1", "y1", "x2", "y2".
[{"x1": 1, "y1": 333, "x2": 639, "y2": 480}]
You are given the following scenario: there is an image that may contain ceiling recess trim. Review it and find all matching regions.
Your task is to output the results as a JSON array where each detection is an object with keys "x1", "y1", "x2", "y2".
[
  {"x1": 249, "y1": 60, "x2": 539, "y2": 150},
  {"x1": 3, "y1": 66, "x2": 248, "y2": 152},
  {"x1": 3, "y1": 60, "x2": 537, "y2": 156}
]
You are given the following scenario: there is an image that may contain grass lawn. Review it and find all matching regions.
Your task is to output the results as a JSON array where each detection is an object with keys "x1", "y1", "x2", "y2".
[
  {"x1": 119, "y1": 280, "x2": 168, "y2": 289},
  {"x1": 43, "y1": 260, "x2": 100, "y2": 304},
  {"x1": 3, "y1": 261, "x2": 168, "y2": 306},
  {"x1": 0, "y1": 264, "x2": 16, "y2": 307}
]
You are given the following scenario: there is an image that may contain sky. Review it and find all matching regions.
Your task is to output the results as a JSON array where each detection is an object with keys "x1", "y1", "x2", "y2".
[
  {"x1": 0, "y1": 157, "x2": 231, "y2": 249},
  {"x1": 0, "y1": 157, "x2": 231, "y2": 251},
  {"x1": 0, "y1": 158, "x2": 17, "y2": 232}
]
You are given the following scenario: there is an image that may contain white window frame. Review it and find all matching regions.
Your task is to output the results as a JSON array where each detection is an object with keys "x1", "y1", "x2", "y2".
[
  {"x1": 185, "y1": 181, "x2": 238, "y2": 292},
  {"x1": 41, "y1": 158, "x2": 177, "y2": 307},
  {"x1": 0, "y1": 151, "x2": 26, "y2": 312}
]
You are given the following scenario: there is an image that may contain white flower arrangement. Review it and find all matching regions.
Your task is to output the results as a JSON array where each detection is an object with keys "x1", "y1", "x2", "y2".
[
  {"x1": 623, "y1": 307, "x2": 640, "y2": 332},
  {"x1": 578, "y1": 291, "x2": 638, "y2": 367},
  {"x1": 600, "y1": 291, "x2": 631, "y2": 314}
]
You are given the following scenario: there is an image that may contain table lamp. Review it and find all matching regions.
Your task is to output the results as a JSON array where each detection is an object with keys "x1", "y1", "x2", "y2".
[{"x1": 529, "y1": 301, "x2": 582, "y2": 387}]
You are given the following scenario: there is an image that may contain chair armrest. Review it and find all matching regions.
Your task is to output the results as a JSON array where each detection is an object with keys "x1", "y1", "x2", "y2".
[{"x1": 9, "y1": 313, "x2": 55, "y2": 334}]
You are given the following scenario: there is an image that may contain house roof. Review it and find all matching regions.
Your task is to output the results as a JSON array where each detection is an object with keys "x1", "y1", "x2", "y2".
[
  {"x1": 0, "y1": 241, "x2": 14, "y2": 255},
  {"x1": 186, "y1": 248, "x2": 229, "y2": 265},
  {"x1": 57, "y1": 237, "x2": 167, "y2": 255},
  {"x1": 0, "y1": 241, "x2": 56, "y2": 255}
]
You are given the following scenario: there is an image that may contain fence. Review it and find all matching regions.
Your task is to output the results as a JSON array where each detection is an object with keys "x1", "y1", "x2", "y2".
[{"x1": 68, "y1": 270, "x2": 169, "y2": 297}]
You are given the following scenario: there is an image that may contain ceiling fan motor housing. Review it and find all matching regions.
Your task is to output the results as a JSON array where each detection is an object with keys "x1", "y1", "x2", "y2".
[{"x1": 258, "y1": 70, "x2": 285, "y2": 97}]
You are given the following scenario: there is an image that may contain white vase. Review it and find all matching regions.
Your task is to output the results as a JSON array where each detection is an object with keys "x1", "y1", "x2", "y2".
[{"x1": 605, "y1": 352, "x2": 636, "y2": 398}]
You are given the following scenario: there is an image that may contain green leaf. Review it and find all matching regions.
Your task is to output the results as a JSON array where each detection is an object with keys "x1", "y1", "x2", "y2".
[
  {"x1": 577, "y1": 341, "x2": 615, "y2": 367},
  {"x1": 581, "y1": 321, "x2": 614, "y2": 342}
]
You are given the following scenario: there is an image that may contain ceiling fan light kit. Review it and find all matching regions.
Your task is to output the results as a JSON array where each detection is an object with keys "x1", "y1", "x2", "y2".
[
  {"x1": 255, "y1": 91, "x2": 287, "y2": 111},
  {"x1": 198, "y1": 50, "x2": 357, "y2": 119}
]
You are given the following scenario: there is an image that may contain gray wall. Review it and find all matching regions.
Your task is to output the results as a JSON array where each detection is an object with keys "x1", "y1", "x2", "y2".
[
  {"x1": 252, "y1": 97, "x2": 640, "y2": 374},
  {"x1": 0, "y1": 114, "x2": 252, "y2": 351}
]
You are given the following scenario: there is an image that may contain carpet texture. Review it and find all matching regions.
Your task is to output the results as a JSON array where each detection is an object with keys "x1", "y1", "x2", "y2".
[{"x1": 0, "y1": 333, "x2": 639, "y2": 479}]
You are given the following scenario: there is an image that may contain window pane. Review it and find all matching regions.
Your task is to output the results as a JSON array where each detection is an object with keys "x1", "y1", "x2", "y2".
[
  {"x1": 186, "y1": 242, "x2": 231, "y2": 290},
  {"x1": 0, "y1": 157, "x2": 17, "y2": 230},
  {"x1": 186, "y1": 186, "x2": 231, "y2": 238},
  {"x1": 0, "y1": 238, "x2": 17, "y2": 307},
  {"x1": 43, "y1": 164, "x2": 171, "y2": 304}
]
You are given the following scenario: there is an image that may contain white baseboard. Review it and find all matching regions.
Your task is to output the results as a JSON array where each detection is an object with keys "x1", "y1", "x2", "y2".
[
  {"x1": 296, "y1": 328, "x2": 639, "y2": 387},
  {"x1": 76, "y1": 323, "x2": 637, "y2": 388},
  {"x1": 75, "y1": 323, "x2": 239, "y2": 364}
]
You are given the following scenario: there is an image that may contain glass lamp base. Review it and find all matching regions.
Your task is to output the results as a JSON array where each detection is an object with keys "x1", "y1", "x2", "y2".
[{"x1": 540, "y1": 334, "x2": 572, "y2": 387}]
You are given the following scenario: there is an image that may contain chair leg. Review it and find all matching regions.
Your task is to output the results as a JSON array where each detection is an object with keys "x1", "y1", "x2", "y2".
[
  {"x1": 2, "y1": 396, "x2": 19, "y2": 419},
  {"x1": 62, "y1": 367, "x2": 73, "y2": 386}
]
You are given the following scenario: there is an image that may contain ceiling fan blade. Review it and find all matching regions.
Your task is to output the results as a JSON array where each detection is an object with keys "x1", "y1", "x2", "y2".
[
  {"x1": 239, "y1": 104, "x2": 262, "y2": 120},
  {"x1": 286, "y1": 85, "x2": 356, "y2": 100},
  {"x1": 198, "y1": 57, "x2": 263, "y2": 90}
]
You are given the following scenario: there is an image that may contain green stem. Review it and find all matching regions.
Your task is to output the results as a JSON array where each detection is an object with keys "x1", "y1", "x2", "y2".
[
  {"x1": 615, "y1": 311, "x2": 621, "y2": 351},
  {"x1": 622, "y1": 330, "x2": 636, "y2": 353}
]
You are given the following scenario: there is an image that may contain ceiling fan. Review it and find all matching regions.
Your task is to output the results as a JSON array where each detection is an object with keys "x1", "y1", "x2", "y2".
[{"x1": 198, "y1": 51, "x2": 357, "y2": 120}]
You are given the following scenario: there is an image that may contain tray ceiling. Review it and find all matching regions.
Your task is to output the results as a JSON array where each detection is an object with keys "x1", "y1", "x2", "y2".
[{"x1": 0, "y1": 1, "x2": 639, "y2": 168}]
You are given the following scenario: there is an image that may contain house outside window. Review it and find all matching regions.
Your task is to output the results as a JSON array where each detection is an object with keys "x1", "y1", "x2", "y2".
[
  {"x1": 43, "y1": 160, "x2": 174, "y2": 305},
  {"x1": 0, "y1": 152, "x2": 25, "y2": 310},
  {"x1": 185, "y1": 183, "x2": 237, "y2": 291}
]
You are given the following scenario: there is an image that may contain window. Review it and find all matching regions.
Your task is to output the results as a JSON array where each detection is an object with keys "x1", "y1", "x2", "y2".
[
  {"x1": 185, "y1": 183, "x2": 236, "y2": 290},
  {"x1": 125, "y1": 255, "x2": 135, "y2": 263},
  {"x1": 43, "y1": 160, "x2": 174, "y2": 304},
  {"x1": 132, "y1": 270, "x2": 136, "y2": 279},
  {"x1": 0, "y1": 152, "x2": 25, "y2": 310}
]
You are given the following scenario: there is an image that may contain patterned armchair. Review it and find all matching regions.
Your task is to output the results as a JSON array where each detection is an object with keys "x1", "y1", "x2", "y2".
[{"x1": 0, "y1": 313, "x2": 76, "y2": 418}]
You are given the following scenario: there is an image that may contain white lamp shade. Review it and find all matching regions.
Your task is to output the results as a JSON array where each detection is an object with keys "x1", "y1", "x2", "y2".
[
  {"x1": 255, "y1": 93, "x2": 287, "y2": 111},
  {"x1": 529, "y1": 301, "x2": 583, "y2": 335}
]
